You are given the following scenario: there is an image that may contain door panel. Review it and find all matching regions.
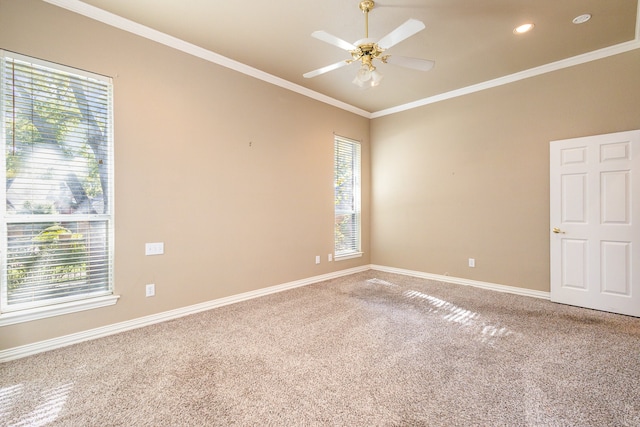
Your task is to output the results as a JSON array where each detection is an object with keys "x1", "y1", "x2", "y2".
[
  {"x1": 562, "y1": 174, "x2": 587, "y2": 222},
  {"x1": 601, "y1": 171, "x2": 629, "y2": 223},
  {"x1": 550, "y1": 130, "x2": 639, "y2": 317},
  {"x1": 561, "y1": 239, "x2": 588, "y2": 290},
  {"x1": 600, "y1": 241, "x2": 630, "y2": 296}
]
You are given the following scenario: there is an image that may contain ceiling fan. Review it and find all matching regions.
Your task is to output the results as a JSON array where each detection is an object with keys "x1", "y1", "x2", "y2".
[{"x1": 303, "y1": 0, "x2": 435, "y2": 88}]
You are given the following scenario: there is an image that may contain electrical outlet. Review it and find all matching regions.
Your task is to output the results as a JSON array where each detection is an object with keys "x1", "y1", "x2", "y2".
[
  {"x1": 328, "y1": 254, "x2": 333, "y2": 262},
  {"x1": 468, "y1": 258, "x2": 475, "y2": 268},
  {"x1": 145, "y1": 242, "x2": 164, "y2": 256},
  {"x1": 145, "y1": 283, "x2": 155, "y2": 297}
]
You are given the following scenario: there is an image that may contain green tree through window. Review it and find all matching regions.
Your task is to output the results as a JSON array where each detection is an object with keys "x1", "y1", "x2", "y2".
[{"x1": 1, "y1": 52, "x2": 114, "y2": 312}]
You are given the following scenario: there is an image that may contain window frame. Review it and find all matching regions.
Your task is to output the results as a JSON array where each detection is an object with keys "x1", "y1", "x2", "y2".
[
  {"x1": 0, "y1": 51, "x2": 117, "y2": 326},
  {"x1": 334, "y1": 135, "x2": 362, "y2": 260}
]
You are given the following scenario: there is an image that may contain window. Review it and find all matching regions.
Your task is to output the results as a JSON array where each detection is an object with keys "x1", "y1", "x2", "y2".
[
  {"x1": 334, "y1": 135, "x2": 361, "y2": 259},
  {"x1": 0, "y1": 51, "x2": 115, "y2": 324}
]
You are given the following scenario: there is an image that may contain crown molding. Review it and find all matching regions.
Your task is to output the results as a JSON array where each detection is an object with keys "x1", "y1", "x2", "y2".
[
  {"x1": 373, "y1": 1, "x2": 639, "y2": 117},
  {"x1": 371, "y1": 38, "x2": 640, "y2": 119},
  {"x1": 45, "y1": 0, "x2": 639, "y2": 120},
  {"x1": 42, "y1": 0, "x2": 372, "y2": 118}
]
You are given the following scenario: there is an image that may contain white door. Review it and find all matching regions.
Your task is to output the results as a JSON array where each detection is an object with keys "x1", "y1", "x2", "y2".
[{"x1": 550, "y1": 130, "x2": 640, "y2": 317}]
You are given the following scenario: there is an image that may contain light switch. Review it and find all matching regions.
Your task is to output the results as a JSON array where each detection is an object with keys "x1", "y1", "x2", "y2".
[{"x1": 145, "y1": 242, "x2": 164, "y2": 256}]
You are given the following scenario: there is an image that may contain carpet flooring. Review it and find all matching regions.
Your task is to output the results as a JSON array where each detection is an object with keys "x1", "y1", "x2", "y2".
[{"x1": 1, "y1": 270, "x2": 640, "y2": 426}]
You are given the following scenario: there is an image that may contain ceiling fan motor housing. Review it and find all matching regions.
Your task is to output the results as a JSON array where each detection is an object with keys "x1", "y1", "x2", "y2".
[{"x1": 351, "y1": 41, "x2": 384, "y2": 70}]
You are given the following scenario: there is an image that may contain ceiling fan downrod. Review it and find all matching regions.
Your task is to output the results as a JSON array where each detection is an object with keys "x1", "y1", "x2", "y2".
[{"x1": 353, "y1": 0, "x2": 382, "y2": 74}]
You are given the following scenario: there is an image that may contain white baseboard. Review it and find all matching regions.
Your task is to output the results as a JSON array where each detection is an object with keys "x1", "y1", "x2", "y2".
[
  {"x1": 370, "y1": 264, "x2": 551, "y2": 300},
  {"x1": 1, "y1": 264, "x2": 548, "y2": 362},
  {"x1": 0, "y1": 265, "x2": 369, "y2": 363}
]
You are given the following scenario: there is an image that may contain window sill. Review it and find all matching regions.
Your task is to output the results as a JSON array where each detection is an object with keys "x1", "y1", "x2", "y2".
[
  {"x1": 334, "y1": 252, "x2": 364, "y2": 261},
  {"x1": 0, "y1": 295, "x2": 120, "y2": 327}
]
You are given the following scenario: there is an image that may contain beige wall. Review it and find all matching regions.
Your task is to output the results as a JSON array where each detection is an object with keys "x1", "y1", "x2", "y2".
[
  {"x1": 371, "y1": 49, "x2": 640, "y2": 292},
  {"x1": 0, "y1": 0, "x2": 370, "y2": 350}
]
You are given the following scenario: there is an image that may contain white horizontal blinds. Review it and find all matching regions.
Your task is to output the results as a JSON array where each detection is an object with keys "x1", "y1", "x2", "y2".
[
  {"x1": 6, "y1": 221, "x2": 110, "y2": 306},
  {"x1": 4, "y1": 55, "x2": 111, "y2": 216},
  {"x1": 1, "y1": 52, "x2": 113, "y2": 311},
  {"x1": 334, "y1": 136, "x2": 361, "y2": 256}
]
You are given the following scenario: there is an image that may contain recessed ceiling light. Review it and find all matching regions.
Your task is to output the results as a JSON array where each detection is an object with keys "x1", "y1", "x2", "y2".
[
  {"x1": 572, "y1": 14, "x2": 592, "y2": 24},
  {"x1": 514, "y1": 23, "x2": 535, "y2": 34}
]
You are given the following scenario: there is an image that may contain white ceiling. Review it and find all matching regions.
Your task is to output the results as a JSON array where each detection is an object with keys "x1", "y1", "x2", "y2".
[{"x1": 51, "y1": 0, "x2": 639, "y2": 116}]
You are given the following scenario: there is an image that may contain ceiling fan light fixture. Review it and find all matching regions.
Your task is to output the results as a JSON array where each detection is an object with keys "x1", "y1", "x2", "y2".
[
  {"x1": 357, "y1": 64, "x2": 372, "y2": 82},
  {"x1": 370, "y1": 69, "x2": 383, "y2": 86},
  {"x1": 353, "y1": 66, "x2": 382, "y2": 88}
]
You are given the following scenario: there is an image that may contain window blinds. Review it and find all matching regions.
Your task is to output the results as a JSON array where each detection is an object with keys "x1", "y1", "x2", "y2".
[
  {"x1": 1, "y1": 51, "x2": 114, "y2": 311},
  {"x1": 334, "y1": 136, "x2": 361, "y2": 257}
]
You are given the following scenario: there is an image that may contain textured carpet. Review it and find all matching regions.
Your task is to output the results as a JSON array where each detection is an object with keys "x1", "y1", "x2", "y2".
[{"x1": 1, "y1": 271, "x2": 640, "y2": 426}]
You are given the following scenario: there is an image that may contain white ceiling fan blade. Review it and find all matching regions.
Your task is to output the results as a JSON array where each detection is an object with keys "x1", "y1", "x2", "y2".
[
  {"x1": 384, "y1": 55, "x2": 435, "y2": 71},
  {"x1": 303, "y1": 60, "x2": 351, "y2": 78},
  {"x1": 311, "y1": 30, "x2": 357, "y2": 51},
  {"x1": 377, "y1": 19, "x2": 426, "y2": 50}
]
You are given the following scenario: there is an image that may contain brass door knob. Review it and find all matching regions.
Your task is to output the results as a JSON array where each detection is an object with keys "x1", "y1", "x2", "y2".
[{"x1": 552, "y1": 227, "x2": 565, "y2": 234}]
